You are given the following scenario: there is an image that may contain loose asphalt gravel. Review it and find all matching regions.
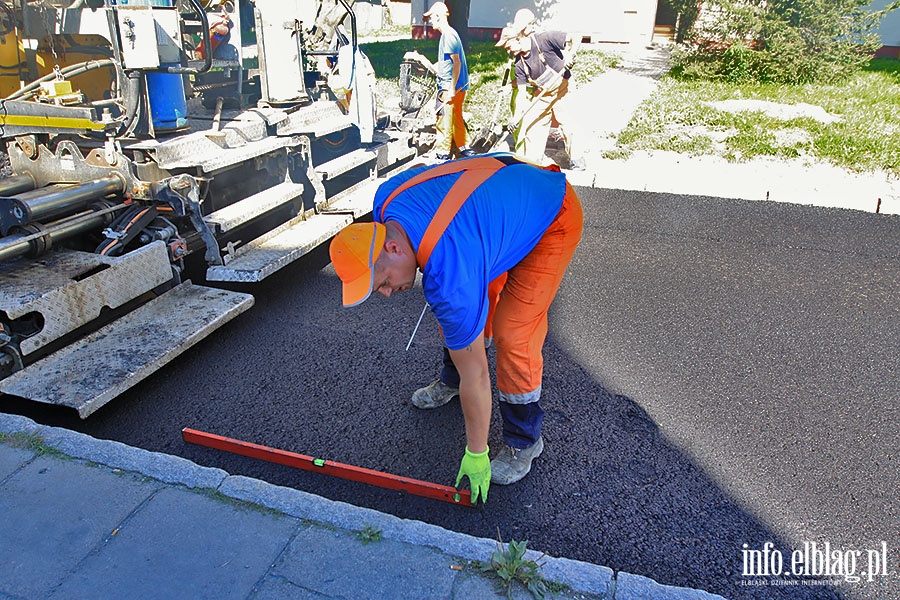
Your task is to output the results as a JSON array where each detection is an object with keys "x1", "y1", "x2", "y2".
[{"x1": 6, "y1": 185, "x2": 899, "y2": 600}]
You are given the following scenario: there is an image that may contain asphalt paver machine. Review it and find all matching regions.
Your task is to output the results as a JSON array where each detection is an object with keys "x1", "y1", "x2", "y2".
[{"x1": 0, "y1": 0, "x2": 430, "y2": 417}]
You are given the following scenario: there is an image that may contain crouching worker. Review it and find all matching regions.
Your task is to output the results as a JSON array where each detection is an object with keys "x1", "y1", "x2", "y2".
[{"x1": 328, "y1": 154, "x2": 583, "y2": 504}]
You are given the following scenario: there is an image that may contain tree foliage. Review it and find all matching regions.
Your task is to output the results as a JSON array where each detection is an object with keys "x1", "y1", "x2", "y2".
[
  {"x1": 663, "y1": 0, "x2": 702, "y2": 43},
  {"x1": 670, "y1": 0, "x2": 891, "y2": 84}
]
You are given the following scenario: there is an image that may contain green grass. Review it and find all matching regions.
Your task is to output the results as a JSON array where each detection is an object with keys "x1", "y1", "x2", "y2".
[
  {"x1": 361, "y1": 22, "x2": 413, "y2": 41},
  {"x1": 0, "y1": 431, "x2": 67, "y2": 459},
  {"x1": 616, "y1": 57, "x2": 900, "y2": 175},
  {"x1": 361, "y1": 30, "x2": 898, "y2": 176}
]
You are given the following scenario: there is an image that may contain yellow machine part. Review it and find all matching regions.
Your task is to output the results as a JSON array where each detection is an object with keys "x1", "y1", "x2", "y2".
[
  {"x1": 0, "y1": 33, "x2": 22, "y2": 98},
  {"x1": 35, "y1": 35, "x2": 116, "y2": 103},
  {"x1": 0, "y1": 33, "x2": 115, "y2": 102}
]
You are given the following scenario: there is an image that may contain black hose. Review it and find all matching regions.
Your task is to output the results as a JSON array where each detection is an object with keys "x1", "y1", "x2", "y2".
[
  {"x1": 2, "y1": 56, "x2": 139, "y2": 138},
  {"x1": 118, "y1": 66, "x2": 142, "y2": 137},
  {"x1": 3, "y1": 59, "x2": 117, "y2": 101},
  {"x1": 164, "y1": 0, "x2": 211, "y2": 75},
  {"x1": 60, "y1": 35, "x2": 115, "y2": 59},
  {"x1": 89, "y1": 58, "x2": 141, "y2": 139},
  {"x1": 0, "y1": 1, "x2": 14, "y2": 37}
]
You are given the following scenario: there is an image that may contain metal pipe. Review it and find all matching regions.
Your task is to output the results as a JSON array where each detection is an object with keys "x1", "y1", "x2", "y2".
[
  {"x1": 337, "y1": 0, "x2": 357, "y2": 50},
  {"x1": 0, "y1": 202, "x2": 125, "y2": 263},
  {"x1": 13, "y1": 176, "x2": 123, "y2": 222},
  {"x1": 0, "y1": 174, "x2": 36, "y2": 197},
  {"x1": 164, "y1": 0, "x2": 212, "y2": 75},
  {"x1": 0, "y1": 175, "x2": 124, "y2": 236}
]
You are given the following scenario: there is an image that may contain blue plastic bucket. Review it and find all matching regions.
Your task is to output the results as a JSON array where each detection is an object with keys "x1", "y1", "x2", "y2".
[{"x1": 146, "y1": 65, "x2": 188, "y2": 132}]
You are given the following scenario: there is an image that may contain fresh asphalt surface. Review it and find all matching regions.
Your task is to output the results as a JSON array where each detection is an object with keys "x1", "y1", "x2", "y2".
[{"x1": 7, "y1": 186, "x2": 899, "y2": 600}]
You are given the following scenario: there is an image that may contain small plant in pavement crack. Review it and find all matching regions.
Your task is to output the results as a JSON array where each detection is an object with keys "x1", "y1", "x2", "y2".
[
  {"x1": 475, "y1": 530, "x2": 550, "y2": 599},
  {"x1": 355, "y1": 524, "x2": 382, "y2": 545}
]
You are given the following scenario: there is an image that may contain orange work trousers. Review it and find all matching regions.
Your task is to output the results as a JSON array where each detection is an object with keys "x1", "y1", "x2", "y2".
[
  {"x1": 491, "y1": 182, "x2": 583, "y2": 401},
  {"x1": 435, "y1": 89, "x2": 467, "y2": 156}
]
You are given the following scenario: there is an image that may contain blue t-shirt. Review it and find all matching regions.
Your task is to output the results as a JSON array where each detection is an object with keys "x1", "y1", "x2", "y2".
[
  {"x1": 436, "y1": 26, "x2": 469, "y2": 93},
  {"x1": 373, "y1": 155, "x2": 566, "y2": 350}
]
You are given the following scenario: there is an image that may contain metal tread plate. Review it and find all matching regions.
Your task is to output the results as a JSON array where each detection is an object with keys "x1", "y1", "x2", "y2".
[
  {"x1": 275, "y1": 103, "x2": 352, "y2": 137},
  {"x1": 320, "y1": 176, "x2": 382, "y2": 218},
  {"x1": 309, "y1": 115, "x2": 355, "y2": 138},
  {"x1": 384, "y1": 143, "x2": 418, "y2": 167},
  {"x1": 314, "y1": 147, "x2": 378, "y2": 181},
  {"x1": 206, "y1": 212, "x2": 352, "y2": 283},
  {"x1": 0, "y1": 242, "x2": 174, "y2": 356},
  {"x1": 319, "y1": 142, "x2": 420, "y2": 218},
  {"x1": 370, "y1": 132, "x2": 418, "y2": 171},
  {"x1": 203, "y1": 181, "x2": 306, "y2": 233},
  {"x1": 0, "y1": 99, "x2": 101, "y2": 136},
  {"x1": 0, "y1": 281, "x2": 254, "y2": 418},
  {"x1": 157, "y1": 134, "x2": 296, "y2": 173}
]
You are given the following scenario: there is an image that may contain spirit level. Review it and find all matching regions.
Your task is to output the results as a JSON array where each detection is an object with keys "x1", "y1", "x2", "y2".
[{"x1": 181, "y1": 428, "x2": 473, "y2": 507}]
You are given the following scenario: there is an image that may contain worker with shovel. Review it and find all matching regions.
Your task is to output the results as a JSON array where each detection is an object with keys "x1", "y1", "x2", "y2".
[
  {"x1": 497, "y1": 11, "x2": 583, "y2": 169},
  {"x1": 405, "y1": 1, "x2": 475, "y2": 160},
  {"x1": 328, "y1": 155, "x2": 583, "y2": 504}
]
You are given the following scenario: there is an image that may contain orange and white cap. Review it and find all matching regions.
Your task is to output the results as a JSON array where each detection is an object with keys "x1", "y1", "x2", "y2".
[{"x1": 329, "y1": 222, "x2": 386, "y2": 307}]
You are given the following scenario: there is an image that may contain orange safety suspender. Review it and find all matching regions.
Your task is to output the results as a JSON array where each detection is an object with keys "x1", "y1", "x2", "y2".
[{"x1": 379, "y1": 156, "x2": 557, "y2": 267}]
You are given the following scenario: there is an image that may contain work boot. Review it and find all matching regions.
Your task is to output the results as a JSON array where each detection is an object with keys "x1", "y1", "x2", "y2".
[
  {"x1": 567, "y1": 157, "x2": 586, "y2": 171},
  {"x1": 411, "y1": 380, "x2": 459, "y2": 409},
  {"x1": 490, "y1": 437, "x2": 544, "y2": 485}
]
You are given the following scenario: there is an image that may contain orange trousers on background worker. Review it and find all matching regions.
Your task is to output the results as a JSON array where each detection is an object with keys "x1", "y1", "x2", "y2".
[{"x1": 435, "y1": 90, "x2": 468, "y2": 157}]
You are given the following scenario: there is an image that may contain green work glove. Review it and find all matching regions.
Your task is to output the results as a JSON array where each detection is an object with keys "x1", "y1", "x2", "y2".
[{"x1": 456, "y1": 446, "x2": 491, "y2": 505}]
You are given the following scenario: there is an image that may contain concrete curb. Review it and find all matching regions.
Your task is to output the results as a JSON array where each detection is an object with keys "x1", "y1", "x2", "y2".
[
  {"x1": 564, "y1": 151, "x2": 899, "y2": 216},
  {"x1": 0, "y1": 412, "x2": 727, "y2": 599}
]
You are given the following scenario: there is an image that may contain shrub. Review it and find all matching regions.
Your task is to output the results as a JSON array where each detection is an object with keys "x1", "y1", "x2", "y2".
[{"x1": 672, "y1": 0, "x2": 886, "y2": 84}]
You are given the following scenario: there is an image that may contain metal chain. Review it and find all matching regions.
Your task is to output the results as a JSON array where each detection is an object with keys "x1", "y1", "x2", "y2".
[{"x1": 36, "y1": 0, "x2": 62, "y2": 73}]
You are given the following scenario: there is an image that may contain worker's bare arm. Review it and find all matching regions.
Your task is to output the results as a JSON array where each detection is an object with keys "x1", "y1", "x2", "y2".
[{"x1": 448, "y1": 333, "x2": 491, "y2": 454}]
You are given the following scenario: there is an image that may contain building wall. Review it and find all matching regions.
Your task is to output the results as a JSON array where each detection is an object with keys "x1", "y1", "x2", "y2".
[
  {"x1": 869, "y1": 0, "x2": 900, "y2": 57},
  {"x1": 351, "y1": 0, "x2": 389, "y2": 34},
  {"x1": 387, "y1": 0, "x2": 413, "y2": 27}
]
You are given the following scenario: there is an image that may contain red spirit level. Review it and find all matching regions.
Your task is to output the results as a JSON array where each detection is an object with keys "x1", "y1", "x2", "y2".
[{"x1": 182, "y1": 428, "x2": 474, "y2": 507}]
